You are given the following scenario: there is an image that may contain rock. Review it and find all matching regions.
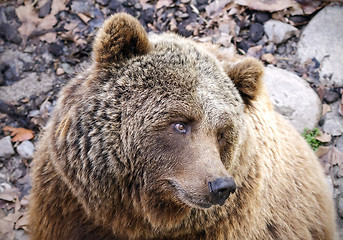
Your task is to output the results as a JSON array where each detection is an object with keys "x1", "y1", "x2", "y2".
[
  {"x1": 96, "y1": 0, "x2": 110, "y2": 6},
  {"x1": 336, "y1": 135, "x2": 343, "y2": 152},
  {"x1": 263, "y1": 65, "x2": 322, "y2": 133},
  {"x1": 16, "y1": 141, "x2": 35, "y2": 159},
  {"x1": 264, "y1": 19, "x2": 299, "y2": 44},
  {"x1": 324, "y1": 91, "x2": 339, "y2": 104},
  {"x1": 38, "y1": 0, "x2": 52, "y2": 18},
  {"x1": 337, "y1": 195, "x2": 343, "y2": 218},
  {"x1": 0, "y1": 72, "x2": 55, "y2": 102},
  {"x1": 254, "y1": 12, "x2": 270, "y2": 23},
  {"x1": 0, "y1": 136, "x2": 15, "y2": 157},
  {"x1": 48, "y1": 42, "x2": 64, "y2": 57},
  {"x1": 0, "y1": 23, "x2": 22, "y2": 44},
  {"x1": 297, "y1": 5, "x2": 343, "y2": 86},
  {"x1": 250, "y1": 22, "x2": 264, "y2": 42},
  {"x1": 322, "y1": 101, "x2": 343, "y2": 136}
]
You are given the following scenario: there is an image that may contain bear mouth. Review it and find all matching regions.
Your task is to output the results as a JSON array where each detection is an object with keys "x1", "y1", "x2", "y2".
[{"x1": 166, "y1": 179, "x2": 214, "y2": 209}]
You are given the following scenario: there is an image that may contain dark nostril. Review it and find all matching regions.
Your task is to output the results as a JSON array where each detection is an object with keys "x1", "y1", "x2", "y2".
[{"x1": 208, "y1": 177, "x2": 236, "y2": 206}]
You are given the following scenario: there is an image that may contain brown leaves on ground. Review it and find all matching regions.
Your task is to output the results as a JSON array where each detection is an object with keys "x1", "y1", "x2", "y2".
[
  {"x1": 15, "y1": 0, "x2": 67, "y2": 42},
  {"x1": 316, "y1": 146, "x2": 343, "y2": 185},
  {"x1": 3, "y1": 126, "x2": 34, "y2": 142},
  {"x1": 234, "y1": 0, "x2": 328, "y2": 15},
  {"x1": 0, "y1": 188, "x2": 30, "y2": 239}
]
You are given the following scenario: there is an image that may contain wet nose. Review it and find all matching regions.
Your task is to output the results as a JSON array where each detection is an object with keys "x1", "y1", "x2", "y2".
[{"x1": 208, "y1": 177, "x2": 236, "y2": 206}]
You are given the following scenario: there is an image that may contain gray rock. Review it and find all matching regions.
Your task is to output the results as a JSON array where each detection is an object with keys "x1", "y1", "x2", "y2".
[
  {"x1": 297, "y1": 5, "x2": 343, "y2": 86},
  {"x1": 0, "y1": 136, "x2": 15, "y2": 157},
  {"x1": 322, "y1": 101, "x2": 343, "y2": 136},
  {"x1": 338, "y1": 194, "x2": 343, "y2": 218},
  {"x1": 336, "y1": 135, "x2": 343, "y2": 152},
  {"x1": 263, "y1": 65, "x2": 322, "y2": 133},
  {"x1": 0, "y1": 72, "x2": 55, "y2": 103},
  {"x1": 264, "y1": 19, "x2": 299, "y2": 44},
  {"x1": 16, "y1": 141, "x2": 35, "y2": 159}
]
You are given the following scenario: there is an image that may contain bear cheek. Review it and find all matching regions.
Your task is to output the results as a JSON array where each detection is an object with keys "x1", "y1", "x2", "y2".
[{"x1": 158, "y1": 133, "x2": 236, "y2": 209}]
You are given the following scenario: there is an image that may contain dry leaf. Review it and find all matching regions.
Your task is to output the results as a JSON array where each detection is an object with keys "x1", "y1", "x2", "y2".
[
  {"x1": 322, "y1": 103, "x2": 331, "y2": 116},
  {"x1": 246, "y1": 45, "x2": 262, "y2": 59},
  {"x1": 3, "y1": 126, "x2": 34, "y2": 142},
  {"x1": 16, "y1": 1, "x2": 42, "y2": 36},
  {"x1": 315, "y1": 131, "x2": 331, "y2": 143},
  {"x1": 15, "y1": 213, "x2": 30, "y2": 231},
  {"x1": 155, "y1": 0, "x2": 173, "y2": 9},
  {"x1": 234, "y1": 0, "x2": 301, "y2": 12},
  {"x1": 316, "y1": 146, "x2": 343, "y2": 178},
  {"x1": 261, "y1": 53, "x2": 277, "y2": 64},
  {"x1": 50, "y1": 0, "x2": 67, "y2": 15}
]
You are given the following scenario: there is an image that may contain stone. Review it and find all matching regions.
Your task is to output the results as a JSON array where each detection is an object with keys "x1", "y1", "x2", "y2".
[
  {"x1": 338, "y1": 195, "x2": 343, "y2": 218},
  {"x1": 250, "y1": 22, "x2": 264, "y2": 42},
  {"x1": 336, "y1": 135, "x2": 343, "y2": 153},
  {"x1": 0, "y1": 22, "x2": 22, "y2": 44},
  {"x1": 264, "y1": 19, "x2": 299, "y2": 44},
  {"x1": 324, "y1": 91, "x2": 339, "y2": 104},
  {"x1": 322, "y1": 101, "x2": 343, "y2": 136},
  {"x1": 0, "y1": 136, "x2": 15, "y2": 157},
  {"x1": 263, "y1": 65, "x2": 322, "y2": 133},
  {"x1": 0, "y1": 72, "x2": 55, "y2": 102},
  {"x1": 297, "y1": 5, "x2": 343, "y2": 86},
  {"x1": 16, "y1": 141, "x2": 35, "y2": 159}
]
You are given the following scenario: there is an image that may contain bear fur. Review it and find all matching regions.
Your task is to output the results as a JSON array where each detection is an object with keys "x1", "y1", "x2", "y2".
[{"x1": 29, "y1": 13, "x2": 338, "y2": 240}]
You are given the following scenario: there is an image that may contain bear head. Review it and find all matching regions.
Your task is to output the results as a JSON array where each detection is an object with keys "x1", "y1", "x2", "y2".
[{"x1": 55, "y1": 13, "x2": 264, "y2": 232}]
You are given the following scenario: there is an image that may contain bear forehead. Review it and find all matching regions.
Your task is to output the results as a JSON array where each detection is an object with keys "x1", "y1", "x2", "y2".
[{"x1": 111, "y1": 35, "x2": 244, "y2": 126}]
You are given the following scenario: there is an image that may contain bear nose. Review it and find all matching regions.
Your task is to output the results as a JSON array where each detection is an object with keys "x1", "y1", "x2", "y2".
[{"x1": 208, "y1": 177, "x2": 236, "y2": 206}]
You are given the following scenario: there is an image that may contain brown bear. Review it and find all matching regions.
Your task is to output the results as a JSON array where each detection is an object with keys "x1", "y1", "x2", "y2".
[{"x1": 29, "y1": 13, "x2": 338, "y2": 240}]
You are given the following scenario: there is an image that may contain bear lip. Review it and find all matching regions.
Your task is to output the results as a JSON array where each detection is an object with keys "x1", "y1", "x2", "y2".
[{"x1": 166, "y1": 179, "x2": 214, "y2": 209}]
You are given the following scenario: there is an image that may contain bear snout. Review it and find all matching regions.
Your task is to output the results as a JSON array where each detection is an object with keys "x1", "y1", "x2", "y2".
[{"x1": 208, "y1": 177, "x2": 236, "y2": 206}]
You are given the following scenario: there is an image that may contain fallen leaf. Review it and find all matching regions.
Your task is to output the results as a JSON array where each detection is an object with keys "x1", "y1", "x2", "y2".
[
  {"x1": 155, "y1": 0, "x2": 173, "y2": 9},
  {"x1": 16, "y1": 1, "x2": 42, "y2": 36},
  {"x1": 3, "y1": 126, "x2": 34, "y2": 142},
  {"x1": 261, "y1": 53, "x2": 277, "y2": 64},
  {"x1": 15, "y1": 213, "x2": 29, "y2": 231},
  {"x1": 50, "y1": 0, "x2": 67, "y2": 15},
  {"x1": 315, "y1": 131, "x2": 331, "y2": 143},
  {"x1": 322, "y1": 103, "x2": 331, "y2": 116},
  {"x1": 316, "y1": 146, "x2": 343, "y2": 180},
  {"x1": 246, "y1": 45, "x2": 263, "y2": 59},
  {"x1": 235, "y1": 0, "x2": 301, "y2": 12},
  {"x1": 77, "y1": 13, "x2": 91, "y2": 24}
]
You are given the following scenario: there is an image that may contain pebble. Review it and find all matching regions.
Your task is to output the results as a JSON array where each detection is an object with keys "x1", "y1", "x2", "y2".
[
  {"x1": 48, "y1": 42, "x2": 64, "y2": 57},
  {"x1": 16, "y1": 141, "x2": 35, "y2": 159},
  {"x1": 254, "y1": 12, "x2": 270, "y2": 23},
  {"x1": 337, "y1": 195, "x2": 343, "y2": 218},
  {"x1": 263, "y1": 65, "x2": 321, "y2": 133},
  {"x1": 324, "y1": 91, "x2": 340, "y2": 104},
  {"x1": 95, "y1": 0, "x2": 110, "y2": 6},
  {"x1": 0, "y1": 136, "x2": 15, "y2": 157},
  {"x1": 264, "y1": 19, "x2": 299, "y2": 44},
  {"x1": 38, "y1": 0, "x2": 52, "y2": 18},
  {"x1": 250, "y1": 22, "x2": 264, "y2": 42},
  {"x1": 0, "y1": 23, "x2": 22, "y2": 44}
]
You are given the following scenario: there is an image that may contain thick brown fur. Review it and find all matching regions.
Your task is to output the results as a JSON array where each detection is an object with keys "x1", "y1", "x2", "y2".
[{"x1": 29, "y1": 13, "x2": 338, "y2": 240}]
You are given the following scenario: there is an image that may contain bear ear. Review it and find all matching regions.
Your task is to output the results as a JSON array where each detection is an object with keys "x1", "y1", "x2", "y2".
[
  {"x1": 223, "y1": 57, "x2": 264, "y2": 106},
  {"x1": 93, "y1": 13, "x2": 151, "y2": 65}
]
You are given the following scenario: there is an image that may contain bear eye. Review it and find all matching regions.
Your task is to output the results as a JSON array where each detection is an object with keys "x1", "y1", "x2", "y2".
[{"x1": 173, "y1": 123, "x2": 188, "y2": 134}]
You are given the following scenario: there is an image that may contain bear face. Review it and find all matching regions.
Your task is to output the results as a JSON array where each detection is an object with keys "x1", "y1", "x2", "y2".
[{"x1": 29, "y1": 13, "x2": 336, "y2": 240}]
